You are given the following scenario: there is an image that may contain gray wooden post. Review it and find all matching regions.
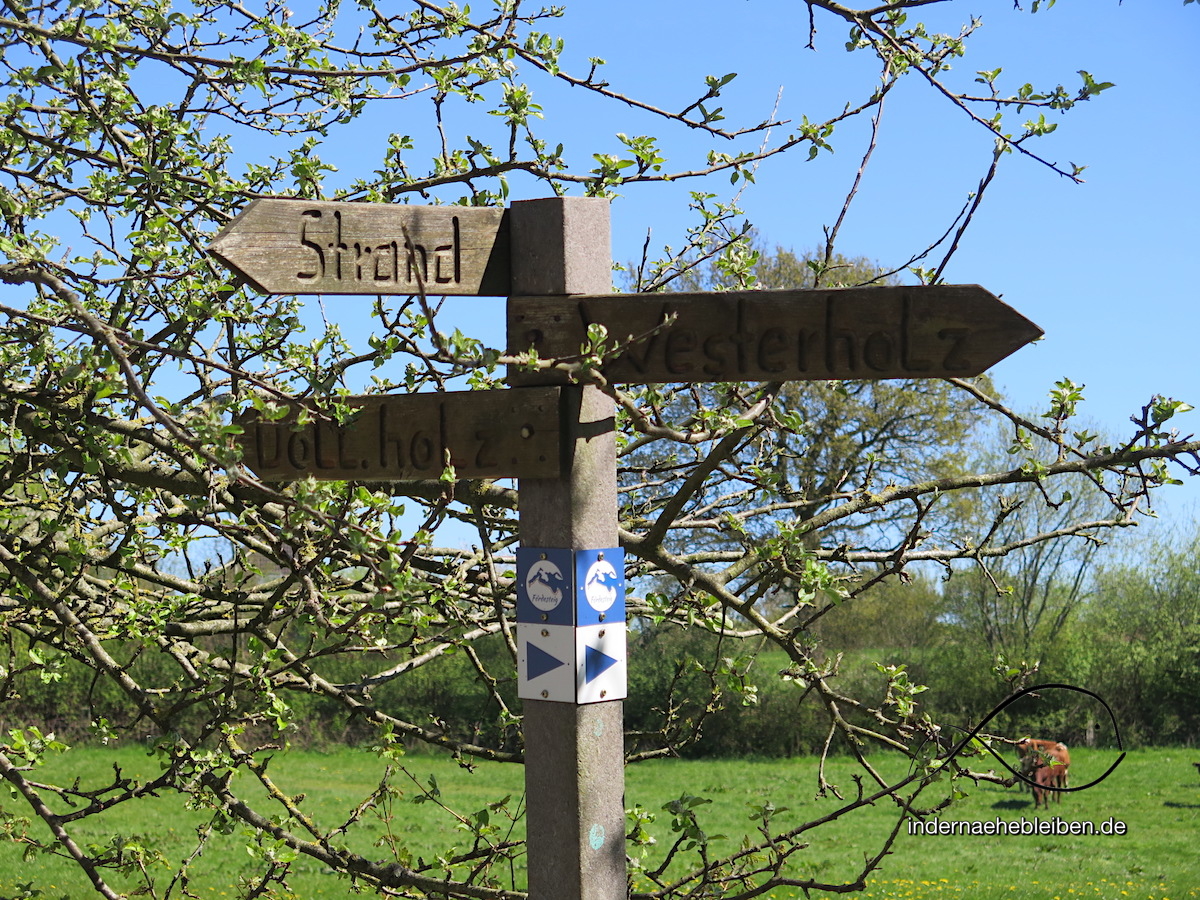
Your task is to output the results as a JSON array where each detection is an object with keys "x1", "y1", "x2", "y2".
[{"x1": 509, "y1": 197, "x2": 626, "y2": 900}]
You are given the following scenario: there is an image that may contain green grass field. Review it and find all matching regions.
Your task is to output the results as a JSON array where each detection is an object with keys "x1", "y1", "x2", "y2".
[{"x1": 0, "y1": 745, "x2": 1195, "y2": 899}]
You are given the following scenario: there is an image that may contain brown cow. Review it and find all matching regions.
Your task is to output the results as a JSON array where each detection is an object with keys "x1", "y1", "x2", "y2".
[
  {"x1": 1016, "y1": 738, "x2": 1070, "y2": 792},
  {"x1": 1032, "y1": 760, "x2": 1068, "y2": 808}
]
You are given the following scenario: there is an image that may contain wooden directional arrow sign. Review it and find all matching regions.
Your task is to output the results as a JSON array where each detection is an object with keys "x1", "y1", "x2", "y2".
[
  {"x1": 508, "y1": 285, "x2": 1042, "y2": 385},
  {"x1": 209, "y1": 199, "x2": 511, "y2": 296},
  {"x1": 234, "y1": 387, "x2": 561, "y2": 481}
]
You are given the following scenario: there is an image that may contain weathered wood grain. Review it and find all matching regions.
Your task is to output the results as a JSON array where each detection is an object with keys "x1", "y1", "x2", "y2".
[
  {"x1": 507, "y1": 285, "x2": 1043, "y2": 385},
  {"x1": 235, "y1": 386, "x2": 561, "y2": 481},
  {"x1": 509, "y1": 197, "x2": 627, "y2": 900},
  {"x1": 210, "y1": 199, "x2": 510, "y2": 296}
]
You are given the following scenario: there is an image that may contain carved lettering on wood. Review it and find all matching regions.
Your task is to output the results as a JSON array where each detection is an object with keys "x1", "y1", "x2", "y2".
[
  {"x1": 210, "y1": 200, "x2": 511, "y2": 296},
  {"x1": 507, "y1": 286, "x2": 1042, "y2": 385},
  {"x1": 235, "y1": 387, "x2": 561, "y2": 481}
]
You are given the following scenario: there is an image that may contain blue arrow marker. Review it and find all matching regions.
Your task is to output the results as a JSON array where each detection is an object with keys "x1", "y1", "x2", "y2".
[
  {"x1": 527, "y1": 642, "x2": 567, "y2": 681},
  {"x1": 585, "y1": 645, "x2": 619, "y2": 683}
]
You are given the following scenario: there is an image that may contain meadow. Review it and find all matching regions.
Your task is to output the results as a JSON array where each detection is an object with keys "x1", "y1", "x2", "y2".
[{"x1": 0, "y1": 745, "x2": 1195, "y2": 900}]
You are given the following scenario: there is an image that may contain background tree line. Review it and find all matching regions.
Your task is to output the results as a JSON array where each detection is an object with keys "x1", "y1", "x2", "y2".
[
  {"x1": 8, "y1": 517, "x2": 1196, "y2": 756},
  {"x1": 6, "y1": 243, "x2": 1194, "y2": 759}
]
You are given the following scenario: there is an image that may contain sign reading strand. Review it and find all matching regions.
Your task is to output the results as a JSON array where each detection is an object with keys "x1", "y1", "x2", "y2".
[{"x1": 210, "y1": 199, "x2": 511, "y2": 296}]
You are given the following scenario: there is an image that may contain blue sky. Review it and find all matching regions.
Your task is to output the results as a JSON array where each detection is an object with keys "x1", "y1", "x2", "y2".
[
  {"x1": 12, "y1": 1, "x2": 1196, "y2": 539},
  {"x1": 310, "y1": 0, "x2": 1197, "y2": 542},
  {"x1": 489, "y1": 0, "x2": 1200, "y2": 536}
]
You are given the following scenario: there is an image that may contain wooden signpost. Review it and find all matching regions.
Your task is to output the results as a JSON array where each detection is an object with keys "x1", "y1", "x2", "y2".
[
  {"x1": 506, "y1": 200, "x2": 626, "y2": 900},
  {"x1": 210, "y1": 195, "x2": 1043, "y2": 900}
]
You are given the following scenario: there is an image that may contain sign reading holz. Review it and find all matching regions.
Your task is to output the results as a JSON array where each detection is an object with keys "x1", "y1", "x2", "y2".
[
  {"x1": 210, "y1": 199, "x2": 510, "y2": 296},
  {"x1": 508, "y1": 285, "x2": 1042, "y2": 385},
  {"x1": 235, "y1": 388, "x2": 561, "y2": 481}
]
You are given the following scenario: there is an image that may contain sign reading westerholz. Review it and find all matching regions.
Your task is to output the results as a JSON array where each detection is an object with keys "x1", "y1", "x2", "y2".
[{"x1": 509, "y1": 285, "x2": 1042, "y2": 384}]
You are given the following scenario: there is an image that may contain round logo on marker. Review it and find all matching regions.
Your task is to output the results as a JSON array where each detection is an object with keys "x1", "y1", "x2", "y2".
[
  {"x1": 525, "y1": 559, "x2": 567, "y2": 611},
  {"x1": 583, "y1": 559, "x2": 621, "y2": 612}
]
